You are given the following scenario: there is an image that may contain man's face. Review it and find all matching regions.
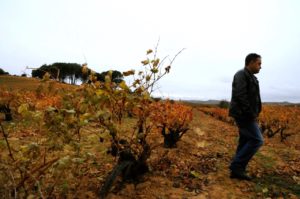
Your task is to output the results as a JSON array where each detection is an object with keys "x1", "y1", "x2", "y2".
[{"x1": 249, "y1": 58, "x2": 262, "y2": 74}]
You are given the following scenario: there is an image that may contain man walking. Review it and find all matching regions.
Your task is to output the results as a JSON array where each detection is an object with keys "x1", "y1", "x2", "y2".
[{"x1": 229, "y1": 53, "x2": 263, "y2": 180}]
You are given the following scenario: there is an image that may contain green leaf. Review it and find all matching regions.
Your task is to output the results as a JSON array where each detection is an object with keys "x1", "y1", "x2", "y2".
[{"x1": 190, "y1": 171, "x2": 202, "y2": 179}]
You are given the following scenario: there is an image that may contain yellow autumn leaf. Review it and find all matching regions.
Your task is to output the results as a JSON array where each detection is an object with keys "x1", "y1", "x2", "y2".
[
  {"x1": 82, "y1": 64, "x2": 89, "y2": 74},
  {"x1": 105, "y1": 75, "x2": 111, "y2": 83},
  {"x1": 262, "y1": 188, "x2": 268, "y2": 193},
  {"x1": 42, "y1": 72, "x2": 50, "y2": 81},
  {"x1": 119, "y1": 81, "x2": 129, "y2": 91},
  {"x1": 151, "y1": 68, "x2": 159, "y2": 73},
  {"x1": 153, "y1": 59, "x2": 160, "y2": 67},
  {"x1": 19, "y1": 145, "x2": 28, "y2": 153},
  {"x1": 18, "y1": 103, "x2": 29, "y2": 114},
  {"x1": 123, "y1": 70, "x2": 135, "y2": 76},
  {"x1": 141, "y1": 59, "x2": 149, "y2": 65},
  {"x1": 146, "y1": 75, "x2": 151, "y2": 81},
  {"x1": 190, "y1": 171, "x2": 202, "y2": 179},
  {"x1": 146, "y1": 49, "x2": 153, "y2": 55},
  {"x1": 142, "y1": 91, "x2": 150, "y2": 99},
  {"x1": 80, "y1": 113, "x2": 91, "y2": 121},
  {"x1": 96, "y1": 89, "x2": 105, "y2": 96}
]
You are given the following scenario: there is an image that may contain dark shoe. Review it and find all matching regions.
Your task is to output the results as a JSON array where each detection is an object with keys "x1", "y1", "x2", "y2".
[{"x1": 230, "y1": 171, "x2": 252, "y2": 181}]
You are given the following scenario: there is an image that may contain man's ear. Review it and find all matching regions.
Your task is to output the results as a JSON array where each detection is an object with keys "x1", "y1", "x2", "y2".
[{"x1": 248, "y1": 60, "x2": 254, "y2": 66}]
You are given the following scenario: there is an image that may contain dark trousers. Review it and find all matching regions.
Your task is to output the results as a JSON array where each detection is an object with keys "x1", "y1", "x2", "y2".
[{"x1": 229, "y1": 119, "x2": 264, "y2": 172}]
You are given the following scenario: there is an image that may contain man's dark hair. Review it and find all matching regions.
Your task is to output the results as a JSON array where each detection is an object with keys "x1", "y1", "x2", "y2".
[{"x1": 245, "y1": 53, "x2": 261, "y2": 66}]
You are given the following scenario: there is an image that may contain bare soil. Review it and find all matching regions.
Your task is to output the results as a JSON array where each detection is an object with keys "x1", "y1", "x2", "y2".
[{"x1": 103, "y1": 110, "x2": 300, "y2": 199}]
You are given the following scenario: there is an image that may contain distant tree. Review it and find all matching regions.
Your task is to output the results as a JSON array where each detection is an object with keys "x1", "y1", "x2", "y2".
[
  {"x1": 21, "y1": 73, "x2": 27, "y2": 77},
  {"x1": 0, "y1": 68, "x2": 9, "y2": 75},
  {"x1": 219, "y1": 100, "x2": 230, "y2": 109},
  {"x1": 95, "y1": 70, "x2": 124, "y2": 84},
  {"x1": 31, "y1": 63, "x2": 82, "y2": 84},
  {"x1": 51, "y1": 62, "x2": 81, "y2": 84},
  {"x1": 31, "y1": 63, "x2": 124, "y2": 85},
  {"x1": 32, "y1": 64, "x2": 48, "y2": 79}
]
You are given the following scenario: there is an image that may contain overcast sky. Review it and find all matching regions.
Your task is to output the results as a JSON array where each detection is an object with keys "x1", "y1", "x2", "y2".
[{"x1": 1, "y1": 0, "x2": 300, "y2": 102}]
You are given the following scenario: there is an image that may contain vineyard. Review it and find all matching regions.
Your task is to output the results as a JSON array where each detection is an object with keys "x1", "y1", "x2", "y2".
[
  {"x1": 1, "y1": 55, "x2": 300, "y2": 198},
  {"x1": 197, "y1": 104, "x2": 300, "y2": 142}
]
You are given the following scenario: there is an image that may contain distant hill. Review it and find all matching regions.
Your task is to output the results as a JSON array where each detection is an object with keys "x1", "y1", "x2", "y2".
[
  {"x1": 263, "y1": 101, "x2": 300, "y2": 106},
  {"x1": 182, "y1": 99, "x2": 220, "y2": 105},
  {"x1": 182, "y1": 99, "x2": 300, "y2": 106}
]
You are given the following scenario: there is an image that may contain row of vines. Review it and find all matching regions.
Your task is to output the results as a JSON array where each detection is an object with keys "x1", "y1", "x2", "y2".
[
  {"x1": 198, "y1": 105, "x2": 300, "y2": 141},
  {"x1": 0, "y1": 49, "x2": 194, "y2": 198}
]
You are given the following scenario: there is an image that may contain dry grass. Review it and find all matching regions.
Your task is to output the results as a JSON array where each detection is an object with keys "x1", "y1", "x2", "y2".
[{"x1": 0, "y1": 75, "x2": 77, "y2": 91}]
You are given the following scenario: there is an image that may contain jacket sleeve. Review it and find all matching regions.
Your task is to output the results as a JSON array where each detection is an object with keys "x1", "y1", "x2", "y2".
[{"x1": 233, "y1": 72, "x2": 255, "y2": 119}]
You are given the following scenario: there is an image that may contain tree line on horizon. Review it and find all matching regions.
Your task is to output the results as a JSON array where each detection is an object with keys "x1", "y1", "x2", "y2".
[
  {"x1": 31, "y1": 63, "x2": 124, "y2": 85},
  {"x1": 0, "y1": 68, "x2": 9, "y2": 75}
]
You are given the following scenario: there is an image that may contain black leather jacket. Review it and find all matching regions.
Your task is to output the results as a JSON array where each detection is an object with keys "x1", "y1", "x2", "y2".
[{"x1": 229, "y1": 68, "x2": 262, "y2": 121}]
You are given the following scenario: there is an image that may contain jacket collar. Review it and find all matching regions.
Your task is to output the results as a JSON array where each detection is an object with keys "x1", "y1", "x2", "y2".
[
  {"x1": 244, "y1": 67, "x2": 257, "y2": 80},
  {"x1": 244, "y1": 67, "x2": 259, "y2": 86}
]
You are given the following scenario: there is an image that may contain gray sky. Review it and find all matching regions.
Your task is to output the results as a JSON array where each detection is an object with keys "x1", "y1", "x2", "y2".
[{"x1": 1, "y1": 0, "x2": 300, "y2": 102}]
